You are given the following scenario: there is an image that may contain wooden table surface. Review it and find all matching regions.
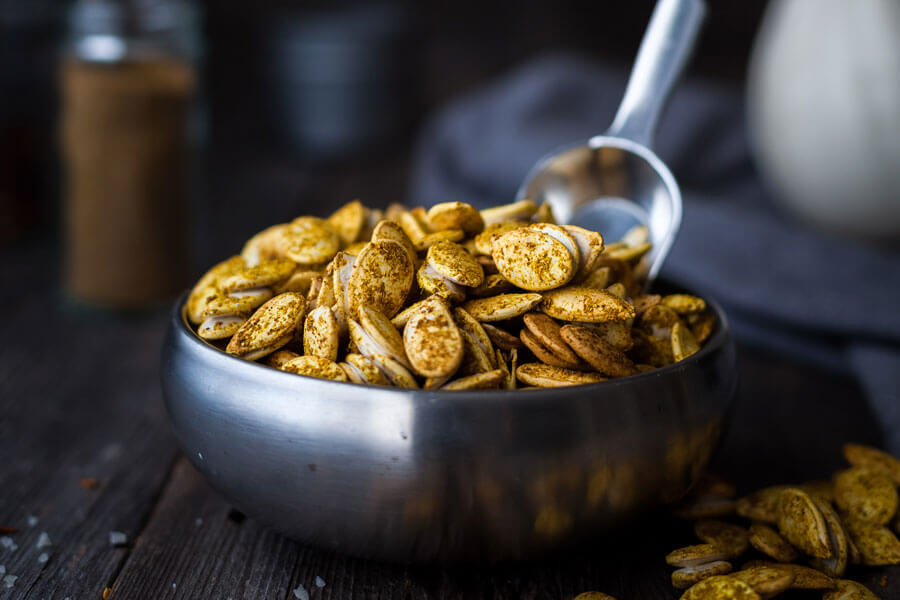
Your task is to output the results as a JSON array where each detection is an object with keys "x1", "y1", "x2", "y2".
[{"x1": 2, "y1": 155, "x2": 899, "y2": 600}]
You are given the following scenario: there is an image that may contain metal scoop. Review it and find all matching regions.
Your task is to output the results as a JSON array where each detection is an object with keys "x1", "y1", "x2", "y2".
[{"x1": 516, "y1": 0, "x2": 707, "y2": 285}]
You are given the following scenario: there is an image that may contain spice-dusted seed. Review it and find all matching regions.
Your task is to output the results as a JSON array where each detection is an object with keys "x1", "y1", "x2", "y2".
[
  {"x1": 563, "y1": 225, "x2": 605, "y2": 281},
  {"x1": 667, "y1": 544, "x2": 731, "y2": 568},
  {"x1": 273, "y1": 269, "x2": 320, "y2": 295},
  {"x1": 679, "y1": 575, "x2": 761, "y2": 600},
  {"x1": 359, "y1": 307, "x2": 409, "y2": 368},
  {"x1": 221, "y1": 259, "x2": 296, "y2": 293},
  {"x1": 240, "y1": 224, "x2": 289, "y2": 266},
  {"x1": 534, "y1": 201, "x2": 556, "y2": 224},
  {"x1": 801, "y1": 480, "x2": 835, "y2": 502},
  {"x1": 280, "y1": 217, "x2": 341, "y2": 266},
  {"x1": 542, "y1": 286, "x2": 635, "y2": 323},
  {"x1": 785, "y1": 564, "x2": 837, "y2": 590},
  {"x1": 843, "y1": 519, "x2": 900, "y2": 566},
  {"x1": 197, "y1": 314, "x2": 247, "y2": 340},
  {"x1": 347, "y1": 240, "x2": 414, "y2": 319},
  {"x1": 730, "y1": 566, "x2": 794, "y2": 598},
  {"x1": 413, "y1": 229, "x2": 466, "y2": 251},
  {"x1": 454, "y1": 307, "x2": 496, "y2": 373},
  {"x1": 575, "y1": 321, "x2": 633, "y2": 352},
  {"x1": 843, "y1": 443, "x2": 900, "y2": 485},
  {"x1": 520, "y1": 328, "x2": 585, "y2": 370},
  {"x1": 403, "y1": 296, "x2": 463, "y2": 378},
  {"x1": 492, "y1": 224, "x2": 580, "y2": 291},
  {"x1": 672, "y1": 561, "x2": 733, "y2": 589},
  {"x1": 480, "y1": 199, "x2": 538, "y2": 225},
  {"x1": 462, "y1": 293, "x2": 543, "y2": 322},
  {"x1": 672, "y1": 321, "x2": 702, "y2": 362},
  {"x1": 810, "y1": 495, "x2": 850, "y2": 577},
  {"x1": 523, "y1": 313, "x2": 582, "y2": 365},
  {"x1": 694, "y1": 520, "x2": 750, "y2": 559},
  {"x1": 662, "y1": 294, "x2": 708, "y2": 314},
  {"x1": 777, "y1": 488, "x2": 832, "y2": 559},
  {"x1": 823, "y1": 580, "x2": 881, "y2": 600},
  {"x1": 573, "y1": 593, "x2": 618, "y2": 600},
  {"x1": 474, "y1": 221, "x2": 527, "y2": 255},
  {"x1": 630, "y1": 328, "x2": 675, "y2": 367},
  {"x1": 368, "y1": 353, "x2": 418, "y2": 388},
  {"x1": 834, "y1": 467, "x2": 899, "y2": 525},
  {"x1": 265, "y1": 349, "x2": 300, "y2": 369},
  {"x1": 342, "y1": 353, "x2": 391, "y2": 386},
  {"x1": 303, "y1": 306, "x2": 340, "y2": 361},
  {"x1": 689, "y1": 312, "x2": 717, "y2": 343},
  {"x1": 186, "y1": 255, "x2": 245, "y2": 323},
  {"x1": 516, "y1": 362, "x2": 606, "y2": 388},
  {"x1": 398, "y1": 210, "x2": 428, "y2": 242},
  {"x1": 283, "y1": 355, "x2": 348, "y2": 382},
  {"x1": 482, "y1": 323, "x2": 523, "y2": 350},
  {"x1": 639, "y1": 304, "x2": 681, "y2": 337},
  {"x1": 426, "y1": 201, "x2": 484, "y2": 234},
  {"x1": 748, "y1": 523, "x2": 799, "y2": 563},
  {"x1": 560, "y1": 324, "x2": 638, "y2": 378},
  {"x1": 496, "y1": 348, "x2": 514, "y2": 390},
  {"x1": 736, "y1": 486, "x2": 791, "y2": 523},
  {"x1": 371, "y1": 219, "x2": 417, "y2": 264},
  {"x1": 632, "y1": 293, "x2": 662, "y2": 317},
  {"x1": 606, "y1": 282, "x2": 626, "y2": 298},
  {"x1": 326, "y1": 199, "x2": 367, "y2": 247},
  {"x1": 470, "y1": 273, "x2": 515, "y2": 298},
  {"x1": 226, "y1": 292, "x2": 306, "y2": 361},
  {"x1": 417, "y1": 262, "x2": 467, "y2": 303},
  {"x1": 606, "y1": 241, "x2": 651, "y2": 263},
  {"x1": 622, "y1": 224, "x2": 649, "y2": 247},
  {"x1": 441, "y1": 369, "x2": 505, "y2": 390},
  {"x1": 426, "y1": 240, "x2": 485, "y2": 287}
]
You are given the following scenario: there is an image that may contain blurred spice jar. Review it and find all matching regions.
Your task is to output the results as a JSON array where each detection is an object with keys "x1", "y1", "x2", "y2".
[{"x1": 61, "y1": 0, "x2": 201, "y2": 308}]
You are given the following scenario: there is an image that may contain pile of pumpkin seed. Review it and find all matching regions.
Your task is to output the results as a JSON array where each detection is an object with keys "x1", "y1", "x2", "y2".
[
  {"x1": 575, "y1": 443, "x2": 900, "y2": 599},
  {"x1": 186, "y1": 199, "x2": 716, "y2": 390}
]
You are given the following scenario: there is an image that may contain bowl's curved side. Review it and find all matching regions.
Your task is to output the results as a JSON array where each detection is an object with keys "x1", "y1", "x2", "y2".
[{"x1": 161, "y1": 294, "x2": 737, "y2": 562}]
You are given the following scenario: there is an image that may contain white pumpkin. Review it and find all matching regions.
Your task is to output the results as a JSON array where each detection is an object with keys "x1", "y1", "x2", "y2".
[{"x1": 748, "y1": 0, "x2": 900, "y2": 240}]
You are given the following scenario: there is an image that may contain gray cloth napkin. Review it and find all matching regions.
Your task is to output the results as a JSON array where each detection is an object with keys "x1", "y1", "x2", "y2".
[{"x1": 409, "y1": 53, "x2": 900, "y2": 450}]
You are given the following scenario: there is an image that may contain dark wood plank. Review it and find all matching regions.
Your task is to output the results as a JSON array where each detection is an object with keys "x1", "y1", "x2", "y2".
[{"x1": 0, "y1": 243, "x2": 179, "y2": 600}]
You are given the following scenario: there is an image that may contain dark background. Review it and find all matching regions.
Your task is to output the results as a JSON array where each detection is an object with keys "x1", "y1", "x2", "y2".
[{"x1": 1, "y1": 0, "x2": 768, "y2": 265}]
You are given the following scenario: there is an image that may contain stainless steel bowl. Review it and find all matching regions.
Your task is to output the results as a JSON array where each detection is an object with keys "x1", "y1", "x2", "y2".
[{"x1": 161, "y1": 286, "x2": 736, "y2": 563}]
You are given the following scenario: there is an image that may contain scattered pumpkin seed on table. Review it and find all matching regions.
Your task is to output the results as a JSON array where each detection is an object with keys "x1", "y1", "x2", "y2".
[
  {"x1": 187, "y1": 199, "x2": 717, "y2": 389},
  {"x1": 658, "y1": 443, "x2": 900, "y2": 600}
]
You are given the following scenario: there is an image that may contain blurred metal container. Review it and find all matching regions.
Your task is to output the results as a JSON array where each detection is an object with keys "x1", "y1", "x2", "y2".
[{"x1": 265, "y1": 4, "x2": 421, "y2": 158}]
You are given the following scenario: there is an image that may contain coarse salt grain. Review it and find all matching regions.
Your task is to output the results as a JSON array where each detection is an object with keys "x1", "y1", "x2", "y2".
[
  {"x1": 3, "y1": 574, "x2": 17, "y2": 589},
  {"x1": 315, "y1": 576, "x2": 325, "y2": 588},
  {"x1": 195, "y1": 518, "x2": 203, "y2": 526},
  {"x1": 0, "y1": 537, "x2": 17, "y2": 551},
  {"x1": 36, "y1": 532, "x2": 51, "y2": 549},
  {"x1": 27, "y1": 515, "x2": 38, "y2": 527},
  {"x1": 292, "y1": 584, "x2": 309, "y2": 600},
  {"x1": 38, "y1": 552, "x2": 49, "y2": 564},
  {"x1": 109, "y1": 531, "x2": 127, "y2": 547}
]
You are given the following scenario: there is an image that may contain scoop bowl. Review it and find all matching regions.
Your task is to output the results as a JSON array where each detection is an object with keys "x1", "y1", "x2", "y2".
[{"x1": 161, "y1": 285, "x2": 736, "y2": 563}]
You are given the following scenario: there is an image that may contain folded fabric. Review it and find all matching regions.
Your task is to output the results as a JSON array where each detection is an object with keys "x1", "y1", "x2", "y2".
[{"x1": 409, "y1": 53, "x2": 900, "y2": 450}]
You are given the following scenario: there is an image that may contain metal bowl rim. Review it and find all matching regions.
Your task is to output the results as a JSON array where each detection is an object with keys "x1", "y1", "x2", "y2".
[{"x1": 170, "y1": 285, "x2": 731, "y2": 404}]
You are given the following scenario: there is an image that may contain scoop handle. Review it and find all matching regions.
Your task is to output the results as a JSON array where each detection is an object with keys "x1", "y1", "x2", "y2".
[{"x1": 601, "y1": 0, "x2": 707, "y2": 148}]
